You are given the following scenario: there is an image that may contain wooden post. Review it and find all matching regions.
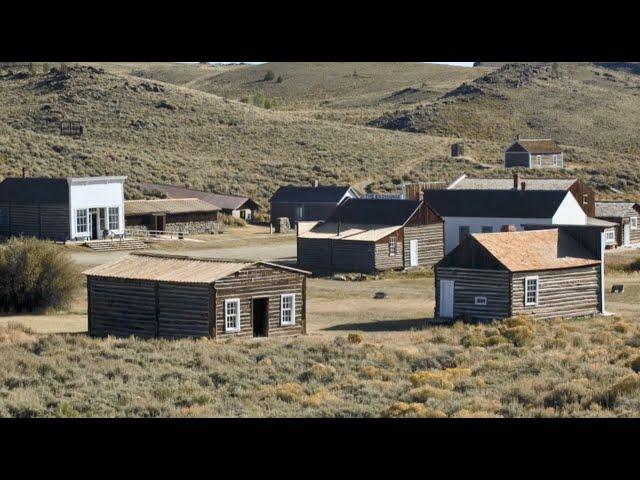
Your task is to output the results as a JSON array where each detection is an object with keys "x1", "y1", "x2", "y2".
[{"x1": 302, "y1": 276, "x2": 307, "y2": 335}]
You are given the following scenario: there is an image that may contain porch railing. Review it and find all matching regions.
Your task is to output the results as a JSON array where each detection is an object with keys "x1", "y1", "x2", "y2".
[{"x1": 125, "y1": 229, "x2": 187, "y2": 240}]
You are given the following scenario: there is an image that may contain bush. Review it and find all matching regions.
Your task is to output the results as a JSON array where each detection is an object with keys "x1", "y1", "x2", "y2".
[
  {"x1": 499, "y1": 316, "x2": 534, "y2": 347},
  {"x1": 0, "y1": 238, "x2": 81, "y2": 313},
  {"x1": 220, "y1": 215, "x2": 246, "y2": 227},
  {"x1": 263, "y1": 70, "x2": 275, "y2": 81},
  {"x1": 276, "y1": 75, "x2": 283, "y2": 83}
]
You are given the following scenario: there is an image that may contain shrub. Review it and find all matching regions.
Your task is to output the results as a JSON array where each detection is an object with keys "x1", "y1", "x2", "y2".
[
  {"x1": 276, "y1": 75, "x2": 283, "y2": 83},
  {"x1": 0, "y1": 238, "x2": 81, "y2": 313},
  {"x1": 543, "y1": 382, "x2": 590, "y2": 410},
  {"x1": 347, "y1": 333, "x2": 363, "y2": 344},
  {"x1": 220, "y1": 215, "x2": 246, "y2": 227},
  {"x1": 630, "y1": 356, "x2": 640, "y2": 374},
  {"x1": 499, "y1": 316, "x2": 534, "y2": 347},
  {"x1": 383, "y1": 402, "x2": 447, "y2": 418},
  {"x1": 596, "y1": 375, "x2": 640, "y2": 408},
  {"x1": 263, "y1": 70, "x2": 275, "y2": 81}
]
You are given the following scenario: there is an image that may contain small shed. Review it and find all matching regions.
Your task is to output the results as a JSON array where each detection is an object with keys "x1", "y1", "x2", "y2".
[
  {"x1": 595, "y1": 201, "x2": 640, "y2": 248},
  {"x1": 435, "y1": 227, "x2": 604, "y2": 321},
  {"x1": 83, "y1": 253, "x2": 309, "y2": 339},
  {"x1": 504, "y1": 138, "x2": 563, "y2": 169},
  {"x1": 125, "y1": 198, "x2": 221, "y2": 234}
]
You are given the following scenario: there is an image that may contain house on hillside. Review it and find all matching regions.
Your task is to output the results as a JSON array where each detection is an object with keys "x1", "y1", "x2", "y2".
[
  {"x1": 423, "y1": 187, "x2": 588, "y2": 254},
  {"x1": 141, "y1": 182, "x2": 260, "y2": 222},
  {"x1": 0, "y1": 176, "x2": 126, "y2": 242},
  {"x1": 297, "y1": 198, "x2": 444, "y2": 274},
  {"x1": 270, "y1": 182, "x2": 359, "y2": 225},
  {"x1": 435, "y1": 227, "x2": 605, "y2": 321},
  {"x1": 448, "y1": 173, "x2": 596, "y2": 217},
  {"x1": 504, "y1": 138, "x2": 564, "y2": 169},
  {"x1": 83, "y1": 253, "x2": 309, "y2": 339},
  {"x1": 595, "y1": 201, "x2": 640, "y2": 248},
  {"x1": 125, "y1": 198, "x2": 221, "y2": 234}
]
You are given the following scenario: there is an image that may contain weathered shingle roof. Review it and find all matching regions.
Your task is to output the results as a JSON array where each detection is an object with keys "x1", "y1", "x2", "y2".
[
  {"x1": 449, "y1": 177, "x2": 576, "y2": 191},
  {"x1": 270, "y1": 185, "x2": 353, "y2": 203},
  {"x1": 508, "y1": 139, "x2": 562, "y2": 154},
  {"x1": 298, "y1": 223, "x2": 403, "y2": 242},
  {"x1": 424, "y1": 189, "x2": 569, "y2": 218},
  {"x1": 595, "y1": 201, "x2": 640, "y2": 218},
  {"x1": 141, "y1": 183, "x2": 259, "y2": 211},
  {"x1": 83, "y1": 253, "x2": 308, "y2": 283},
  {"x1": 472, "y1": 229, "x2": 600, "y2": 272},
  {"x1": 327, "y1": 198, "x2": 421, "y2": 225},
  {"x1": 125, "y1": 198, "x2": 220, "y2": 216},
  {"x1": 0, "y1": 178, "x2": 69, "y2": 203}
]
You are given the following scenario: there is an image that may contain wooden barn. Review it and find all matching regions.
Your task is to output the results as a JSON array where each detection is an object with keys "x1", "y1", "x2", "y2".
[
  {"x1": 435, "y1": 227, "x2": 605, "y2": 321},
  {"x1": 83, "y1": 253, "x2": 309, "y2": 339},
  {"x1": 504, "y1": 138, "x2": 564, "y2": 169},
  {"x1": 297, "y1": 198, "x2": 444, "y2": 274},
  {"x1": 125, "y1": 198, "x2": 221, "y2": 234},
  {"x1": 595, "y1": 201, "x2": 640, "y2": 248},
  {"x1": 269, "y1": 183, "x2": 358, "y2": 225}
]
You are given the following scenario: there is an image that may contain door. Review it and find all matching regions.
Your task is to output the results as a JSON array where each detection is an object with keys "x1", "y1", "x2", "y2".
[
  {"x1": 439, "y1": 280, "x2": 454, "y2": 319},
  {"x1": 155, "y1": 215, "x2": 166, "y2": 232},
  {"x1": 252, "y1": 298, "x2": 269, "y2": 337},
  {"x1": 90, "y1": 210, "x2": 99, "y2": 240},
  {"x1": 410, "y1": 239, "x2": 419, "y2": 267},
  {"x1": 623, "y1": 223, "x2": 631, "y2": 247}
]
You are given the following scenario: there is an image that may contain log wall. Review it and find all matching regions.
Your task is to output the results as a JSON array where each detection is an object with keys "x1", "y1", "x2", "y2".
[{"x1": 403, "y1": 224, "x2": 444, "y2": 268}]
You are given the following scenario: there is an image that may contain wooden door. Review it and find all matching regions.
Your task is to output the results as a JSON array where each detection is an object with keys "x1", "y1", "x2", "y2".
[
  {"x1": 439, "y1": 280, "x2": 454, "y2": 319},
  {"x1": 410, "y1": 239, "x2": 419, "y2": 267}
]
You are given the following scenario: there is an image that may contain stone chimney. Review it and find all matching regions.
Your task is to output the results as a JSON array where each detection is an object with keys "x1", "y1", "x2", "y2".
[
  {"x1": 513, "y1": 172, "x2": 521, "y2": 190},
  {"x1": 310, "y1": 179, "x2": 319, "y2": 188}
]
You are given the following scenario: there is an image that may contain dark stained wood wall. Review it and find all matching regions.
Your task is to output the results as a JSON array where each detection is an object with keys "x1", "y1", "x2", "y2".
[
  {"x1": 569, "y1": 181, "x2": 595, "y2": 217},
  {"x1": 0, "y1": 202, "x2": 70, "y2": 241}
]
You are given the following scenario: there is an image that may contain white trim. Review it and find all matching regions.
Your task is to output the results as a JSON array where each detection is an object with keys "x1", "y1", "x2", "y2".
[
  {"x1": 280, "y1": 294, "x2": 296, "y2": 326},
  {"x1": 524, "y1": 276, "x2": 539, "y2": 307},
  {"x1": 536, "y1": 155, "x2": 542, "y2": 167},
  {"x1": 475, "y1": 296, "x2": 487, "y2": 306},
  {"x1": 389, "y1": 236, "x2": 398, "y2": 256},
  {"x1": 224, "y1": 298, "x2": 241, "y2": 332},
  {"x1": 630, "y1": 217, "x2": 638, "y2": 230}
]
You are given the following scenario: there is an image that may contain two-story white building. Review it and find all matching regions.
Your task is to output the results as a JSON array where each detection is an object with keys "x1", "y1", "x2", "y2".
[{"x1": 0, "y1": 176, "x2": 126, "y2": 242}]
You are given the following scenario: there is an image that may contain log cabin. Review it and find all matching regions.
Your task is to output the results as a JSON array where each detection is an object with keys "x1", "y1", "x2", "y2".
[
  {"x1": 297, "y1": 198, "x2": 444, "y2": 274},
  {"x1": 435, "y1": 226, "x2": 605, "y2": 321},
  {"x1": 83, "y1": 253, "x2": 309, "y2": 340},
  {"x1": 125, "y1": 198, "x2": 221, "y2": 234},
  {"x1": 595, "y1": 201, "x2": 640, "y2": 248},
  {"x1": 504, "y1": 138, "x2": 564, "y2": 169},
  {"x1": 0, "y1": 176, "x2": 126, "y2": 242}
]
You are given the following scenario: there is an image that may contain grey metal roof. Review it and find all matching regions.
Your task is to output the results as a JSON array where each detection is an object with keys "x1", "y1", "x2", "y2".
[
  {"x1": 327, "y1": 198, "x2": 421, "y2": 225},
  {"x1": 0, "y1": 178, "x2": 69, "y2": 203},
  {"x1": 424, "y1": 189, "x2": 569, "y2": 218},
  {"x1": 270, "y1": 185, "x2": 353, "y2": 204},
  {"x1": 449, "y1": 177, "x2": 576, "y2": 191},
  {"x1": 595, "y1": 201, "x2": 640, "y2": 218},
  {"x1": 141, "y1": 182, "x2": 260, "y2": 211}
]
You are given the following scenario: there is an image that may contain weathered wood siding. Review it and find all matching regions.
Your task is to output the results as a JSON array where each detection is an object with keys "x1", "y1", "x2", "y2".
[
  {"x1": 297, "y1": 238, "x2": 332, "y2": 272},
  {"x1": 0, "y1": 202, "x2": 70, "y2": 241},
  {"x1": 403, "y1": 224, "x2": 444, "y2": 268},
  {"x1": 511, "y1": 266, "x2": 601, "y2": 320},
  {"x1": 214, "y1": 264, "x2": 305, "y2": 338},
  {"x1": 88, "y1": 277, "x2": 158, "y2": 338},
  {"x1": 298, "y1": 238, "x2": 376, "y2": 273},
  {"x1": 435, "y1": 268, "x2": 511, "y2": 321},
  {"x1": 375, "y1": 230, "x2": 404, "y2": 271},
  {"x1": 569, "y1": 181, "x2": 595, "y2": 217},
  {"x1": 157, "y1": 283, "x2": 211, "y2": 339}
]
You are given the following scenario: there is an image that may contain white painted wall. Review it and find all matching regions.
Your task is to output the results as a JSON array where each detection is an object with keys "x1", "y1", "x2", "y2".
[
  {"x1": 68, "y1": 177, "x2": 126, "y2": 240},
  {"x1": 552, "y1": 193, "x2": 587, "y2": 225}
]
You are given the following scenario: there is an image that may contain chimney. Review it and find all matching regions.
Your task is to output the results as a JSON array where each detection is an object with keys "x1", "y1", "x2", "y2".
[
  {"x1": 513, "y1": 172, "x2": 521, "y2": 190},
  {"x1": 501, "y1": 225, "x2": 516, "y2": 233},
  {"x1": 311, "y1": 179, "x2": 319, "y2": 188},
  {"x1": 521, "y1": 181, "x2": 526, "y2": 192}
]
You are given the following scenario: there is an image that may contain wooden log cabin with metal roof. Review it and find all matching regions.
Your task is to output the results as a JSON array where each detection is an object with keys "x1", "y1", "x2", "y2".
[
  {"x1": 297, "y1": 198, "x2": 444, "y2": 274},
  {"x1": 595, "y1": 201, "x2": 640, "y2": 248},
  {"x1": 125, "y1": 198, "x2": 221, "y2": 234},
  {"x1": 504, "y1": 138, "x2": 564, "y2": 169},
  {"x1": 434, "y1": 227, "x2": 605, "y2": 322},
  {"x1": 83, "y1": 253, "x2": 309, "y2": 339}
]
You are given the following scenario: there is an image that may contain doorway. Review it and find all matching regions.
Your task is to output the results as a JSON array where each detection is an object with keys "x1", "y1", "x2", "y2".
[
  {"x1": 90, "y1": 209, "x2": 99, "y2": 240},
  {"x1": 252, "y1": 298, "x2": 269, "y2": 337},
  {"x1": 439, "y1": 280, "x2": 454, "y2": 319},
  {"x1": 154, "y1": 214, "x2": 166, "y2": 232}
]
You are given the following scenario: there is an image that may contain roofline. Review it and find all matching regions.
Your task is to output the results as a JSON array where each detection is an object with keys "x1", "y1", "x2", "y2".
[
  {"x1": 68, "y1": 176, "x2": 127, "y2": 185},
  {"x1": 142, "y1": 181, "x2": 256, "y2": 207},
  {"x1": 447, "y1": 174, "x2": 467, "y2": 189}
]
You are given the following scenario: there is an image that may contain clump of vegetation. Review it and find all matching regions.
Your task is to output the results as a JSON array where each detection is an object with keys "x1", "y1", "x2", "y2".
[
  {"x1": 347, "y1": 333, "x2": 363, "y2": 344},
  {"x1": 499, "y1": 316, "x2": 534, "y2": 347},
  {"x1": 0, "y1": 238, "x2": 81, "y2": 313},
  {"x1": 240, "y1": 91, "x2": 278, "y2": 109},
  {"x1": 263, "y1": 70, "x2": 275, "y2": 82},
  {"x1": 220, "y1": 215, "x2": 247, "y2": 227},
  {"x1": 384, "y1": 402, "x2": 446, "y2": 418},
  {"x1": 276, "y1": 75, "x2": 283, "y2": 83}
]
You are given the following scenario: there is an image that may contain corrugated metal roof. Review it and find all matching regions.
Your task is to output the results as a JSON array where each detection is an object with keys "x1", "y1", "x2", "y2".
[
  {"x1": 270, "y1": 185, "x2": 353, "y2": 203},
  {"x1": 298, "y1": 223, "x2": 402, "y2": 242},
  {"x1": 472, "y1": 229, "x2": 600, "y2": 272},
  {"x1": 141, "y1": 182, "x2": 259, "y2": 211},
  {"x1": 509, "y1": 139, "x2": 562, "y2": 154},
  {"x1": 125, "y1": 198, "x2": 220, "y2": 216},
  {"x1": 449, "y1": 177, "x2": 576, "y2": 191},
  {"x1": 595, "y1": 201, "x2": 640, "y2": 218},
  {"x1": 424, "y1": 189, "x2": 568, "y2": 218}
]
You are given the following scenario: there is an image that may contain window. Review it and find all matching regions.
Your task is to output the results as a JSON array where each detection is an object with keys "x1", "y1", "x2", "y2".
[
  {"x1": 552, "y1": 154, "x2": 558, "y2": 166},
  {"x1": 389, "y1": 236, "x2": 398, "y2": 256},
  {"x1": 583, "y1": 194, "x2": 589, "y2": 205},
  {"x1": 481, "y1": 226, "x2": 493, "y2": 233},
  {"x1": 631, "y1": 217, "x2": 638, "y2": 230},
  {"x1": 295, "y1": 206, "x2": 303, "y2": 220},
  {"x1": 224, "y1": 299, "x2": 241, "y2": 332},
  {"x1": 459, "y1": 226, "x2": 470, "y2": 244},
  {"x1": 605, "y1": 229, "x2": 615, "y2": 243},
  {"x1": 536, "y1": 155, "x2": 542, "y2": 167},
  {"x1": 475, "y1": 296, "x2": 487, "y2": 306},
  {"x1": 524, "y1": 276, "x2": 539, "y2": 307},
  {"x1": 75, "y1": 209, "x2": 88, "y2": 234},
  {"x1": 108, "y1": 207, "x2": 119, "y2": 231},
  {"x1": 280, "y1": 294, "x2": 296, "y2": 326}
]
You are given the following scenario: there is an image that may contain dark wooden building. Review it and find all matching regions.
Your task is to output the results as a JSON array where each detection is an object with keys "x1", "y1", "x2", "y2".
[
  {"x1": 435, "y1": 227, "x2": 605, "y2": 321},
  {"x1": 504, "y1": 138, "x2": 564, "y2": 169},
  {"x1": 125, "y1": 198, "x2": 221, "y2": 234},
  {"x1": 595, "y1": 201, "x2": 640, "y2": 248},
  {"x1": 297, "y1": 198, "x2": 444, "y2": 274},
  {"x1": 83, "y1": 253, "x2": 309, "y2": 339},
  {"x1": 269, "y1": 183, "x2": 358, "y2": 225}
]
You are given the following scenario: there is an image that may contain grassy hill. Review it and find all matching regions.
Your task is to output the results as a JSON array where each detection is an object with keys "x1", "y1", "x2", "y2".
[{"x1": 0, "y1": 65, "x2": 474, "y2": 206}]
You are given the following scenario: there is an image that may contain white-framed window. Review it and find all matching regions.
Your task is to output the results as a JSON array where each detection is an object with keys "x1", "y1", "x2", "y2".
[
  {"x1": 224, "y1": 298, "x2": 241, "y2": 332},
  {"x1": 524, "y1": 276, "x2": 539, "y2": 307},
  {"x1": 108, "y1": 207, "x2": 119, "y2": 231},
  {"x1": 631, "y1": 217, "x2": 638, "y2": 230},
  {"x1": 75, "y1": 209, "x2": 88, "y2": 234},
  {"x1": 552, "y1": 154, "x2": 558, "y2": 166},
  {"x1": 605, "y1": 229, "x2": 616, "y2": 243},
  {"x1": 389, "y1": 236, "x2": 398, "y2": 256},
  {"x1": 280, "y1": 294, "x2": 296, "y2": 326},
  {"x1": 536, "y1": 155, "x2": 542, "y2": 167},
  {"x1": 475, "y1": 296, "x2": 487, "y2": 306}
]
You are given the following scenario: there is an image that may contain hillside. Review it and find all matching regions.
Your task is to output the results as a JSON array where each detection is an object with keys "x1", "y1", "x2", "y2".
[
  {"x1": 0, "y1": 65, "x2": 473, "y2": 206},
  {"x1": 371, "y1": 62, "x2": 640, "y2": 194}
]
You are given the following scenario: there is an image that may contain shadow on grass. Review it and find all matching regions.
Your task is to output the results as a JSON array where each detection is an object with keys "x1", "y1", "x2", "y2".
[{"x1": 323, "y1": 317, "x2": 442, "y2": 333}]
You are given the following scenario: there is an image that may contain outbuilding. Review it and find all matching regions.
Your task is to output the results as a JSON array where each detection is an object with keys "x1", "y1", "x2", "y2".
[
  {"x1": 297, "y1": 198, "x2": 444, "y2": 274},
  {"x1": 434, "y1": 227, "x2": 605, "y2": 321},
  {"x1": 83, "y1": 253, "x2": 309, "y2": 339},
  {"x1": 270, "y1": 183, "x2": 359, "y2": 225},
  {"x1": 595, "y1": 201, "x2": 640, "y2": 248},
  {"x1": 504, "y1": 138, "x2": 564, "y2": 169},
  {"x1": 125, "y1": 198, "x2": 221, "y2": 234}
]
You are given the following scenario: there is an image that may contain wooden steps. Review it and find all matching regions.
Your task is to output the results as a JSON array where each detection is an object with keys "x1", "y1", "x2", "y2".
[{"x1": 84, "y1": 239, "x2": 148, "y2": 252}]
